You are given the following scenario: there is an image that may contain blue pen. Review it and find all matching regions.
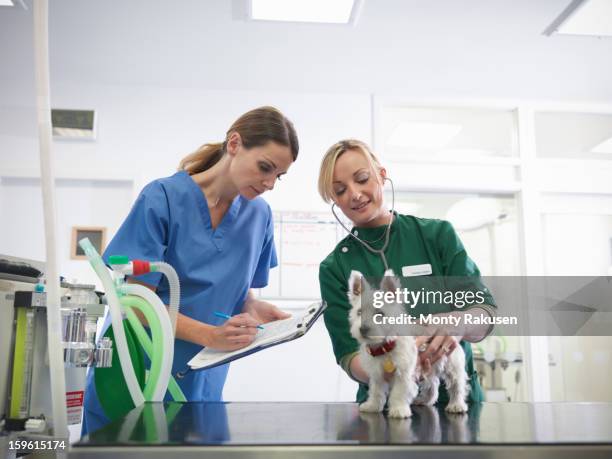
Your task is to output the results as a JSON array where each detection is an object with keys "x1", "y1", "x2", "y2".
[{"x1": 213, "y1": 311, "x2": 264, "y2": 330}]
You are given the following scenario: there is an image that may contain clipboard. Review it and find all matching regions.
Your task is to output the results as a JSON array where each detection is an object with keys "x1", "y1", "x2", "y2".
[{"x1": 185, "y1": 301, "x2": 327, "y2": 372}]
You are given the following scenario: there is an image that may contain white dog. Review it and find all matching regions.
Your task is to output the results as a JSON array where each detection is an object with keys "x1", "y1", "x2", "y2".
[{"x1": 347, "y1": 270, "x2": 469, "y2": 418}]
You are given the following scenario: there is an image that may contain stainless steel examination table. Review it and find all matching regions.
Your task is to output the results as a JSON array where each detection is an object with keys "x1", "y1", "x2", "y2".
[{"x1": 71, "y1": 402, "x2": 612, "y2": 458}]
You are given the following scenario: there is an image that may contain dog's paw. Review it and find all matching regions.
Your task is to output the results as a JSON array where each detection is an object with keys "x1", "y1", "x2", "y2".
[
  {"x1": 359, "y1": 400, "x2": 383, "y2": 413},
  {"x1": 387, "y1": 404, "x2": 412, "y2": 419},
  {"x1": 445, "y1": 401, "x2": 468, "y2": 414}
]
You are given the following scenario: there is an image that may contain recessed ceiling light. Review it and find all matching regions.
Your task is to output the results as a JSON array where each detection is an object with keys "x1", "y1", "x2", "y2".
[
  {"x1": 250, "y1": 0, "x2": 360, "y2": 24},
  {"x1": 591, "y1": 136, "x2": 612, "y2": 154},
  {"x1": 544, "y1": 0, "x2": 612, "y2": 38},
  {"x1": 387, "y1": 122, "x2": 463, "y2": 149},
  {"x1": 0, "y1": 0, "x2": 15, "y2": 6}
]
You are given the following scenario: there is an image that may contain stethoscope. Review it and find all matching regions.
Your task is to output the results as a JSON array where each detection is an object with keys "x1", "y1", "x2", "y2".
[{"x1": 331, "y1": 177, "x2": 396, "y2": 271}]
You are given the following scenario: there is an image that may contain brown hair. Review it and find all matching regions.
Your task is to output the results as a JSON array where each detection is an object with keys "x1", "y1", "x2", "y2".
[
  {"x1": 179, "y1": 106, "x2": 299, "y2": 175},
  {"x1": 318, "y1": 139, "x2": 383, "y2": 203}
]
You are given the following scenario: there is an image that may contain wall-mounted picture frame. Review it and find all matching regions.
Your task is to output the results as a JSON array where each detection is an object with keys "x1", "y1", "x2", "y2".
[{"x1": 71, "y1": 226, "x2": 107, "y2": 260}]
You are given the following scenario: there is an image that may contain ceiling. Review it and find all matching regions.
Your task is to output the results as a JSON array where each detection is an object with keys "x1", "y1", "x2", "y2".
[{"x1": 1, "y1": 0, "x2": 612, "y2": 101}]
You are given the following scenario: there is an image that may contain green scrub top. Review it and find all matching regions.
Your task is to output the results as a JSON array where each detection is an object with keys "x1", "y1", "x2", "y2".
[{"x1": 319, "y1": 213, "x2": 497, "y2": 404}]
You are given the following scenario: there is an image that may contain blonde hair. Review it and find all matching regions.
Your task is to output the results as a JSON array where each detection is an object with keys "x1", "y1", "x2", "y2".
[
  {"x1": 179, "y1": 106, "x2": 299, "y2": 175},
  {"x1": 318, "y1": 139, "x2": 383, "y2": 203}
]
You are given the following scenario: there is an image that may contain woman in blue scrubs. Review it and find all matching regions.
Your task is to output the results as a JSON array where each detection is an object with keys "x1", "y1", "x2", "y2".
[{"x1": 83, "y1": 106, "x2": 299, "y2": 434}]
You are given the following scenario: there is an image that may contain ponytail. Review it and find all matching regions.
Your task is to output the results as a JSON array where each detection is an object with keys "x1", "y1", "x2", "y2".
[{"x1": 178, "y1": 141, "x2": 225, "y2": 175}]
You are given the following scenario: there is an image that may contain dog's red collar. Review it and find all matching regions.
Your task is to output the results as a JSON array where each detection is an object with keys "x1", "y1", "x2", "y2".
[{"x1": 366, "y1": 339, "x2": 396, "y2": 356}]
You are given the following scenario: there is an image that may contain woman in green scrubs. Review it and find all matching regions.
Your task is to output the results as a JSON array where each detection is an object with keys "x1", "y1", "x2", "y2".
[{"x1": 318, "y1": 139, "x2": 496, "y2": 404}]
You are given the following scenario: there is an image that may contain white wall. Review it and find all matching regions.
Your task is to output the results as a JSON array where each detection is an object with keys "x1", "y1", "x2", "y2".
[
  {"x1": 0, "y1": 177, "x2": 133, "y2": 289},
  {"x1": 542, "y1": 206, "x2": 612, "y2": 402},
  {"x1": 1, "y1": 83, "x2": 371, "y2": 207}
]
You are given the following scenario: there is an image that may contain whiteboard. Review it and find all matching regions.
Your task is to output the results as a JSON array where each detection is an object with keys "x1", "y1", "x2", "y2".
[{"x1": 259, "y1": 211, "x2": 348, "y2": 301}]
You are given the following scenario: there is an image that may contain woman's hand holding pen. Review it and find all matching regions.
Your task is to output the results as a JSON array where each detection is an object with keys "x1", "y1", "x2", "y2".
[{"x1": 209, "y1": 313, "x2": 261, "y2": 351}]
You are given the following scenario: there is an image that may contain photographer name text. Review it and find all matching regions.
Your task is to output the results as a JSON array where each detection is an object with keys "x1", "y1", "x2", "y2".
[{"x1": 372, "y1": 312, "x2": 517, "y2": 326}]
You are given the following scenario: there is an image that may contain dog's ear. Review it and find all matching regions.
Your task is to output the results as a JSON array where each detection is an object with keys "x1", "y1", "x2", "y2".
[
  {"x1": 380, "y1": 269, "x2": 400, "y2": 292},
  {"x1": 348, "y1": 270, "x2": 363, "y2": 296}
]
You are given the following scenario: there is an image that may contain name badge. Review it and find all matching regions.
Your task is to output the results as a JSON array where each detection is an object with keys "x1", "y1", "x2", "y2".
[{"x1": 402, "y1": 264, "x2": 432, "y2": 277}]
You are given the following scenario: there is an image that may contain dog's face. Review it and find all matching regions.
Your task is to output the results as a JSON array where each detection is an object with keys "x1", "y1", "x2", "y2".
[{"x1": 347, "y1": 269, "x2": 403, "y2": 344}]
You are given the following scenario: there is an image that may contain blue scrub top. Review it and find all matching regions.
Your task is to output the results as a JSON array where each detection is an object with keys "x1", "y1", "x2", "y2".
[{"x1": 83, "y1": 171, "x2": 277, "y2": 432}]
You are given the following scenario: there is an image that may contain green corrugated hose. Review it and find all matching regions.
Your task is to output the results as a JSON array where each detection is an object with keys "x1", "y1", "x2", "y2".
[{"x1": 120, "y1": 295, "x2": 186, "y2": 402}]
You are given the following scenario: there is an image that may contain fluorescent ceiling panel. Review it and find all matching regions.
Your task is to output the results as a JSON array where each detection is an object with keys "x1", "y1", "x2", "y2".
[
  {"x1": 250, "y1": 0, "x2": 356, "y2": 24},
  {"x1": 0, "y1": 0, "x2": 14, "y2": 5},
  {"x1": 387, "y1": 122, "x2": 463, "y2": 149},
  {"x1": 591, "y1": 136, "x2": 612, "y2": 154},
  {"x1": 547, "y1": 0, "x2": 612, "y2": 37}
]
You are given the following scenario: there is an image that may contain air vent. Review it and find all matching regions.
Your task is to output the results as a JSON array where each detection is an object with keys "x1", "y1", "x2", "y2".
[{"x1": 51, "y1": 109, "x2": 96, "y2": 139}]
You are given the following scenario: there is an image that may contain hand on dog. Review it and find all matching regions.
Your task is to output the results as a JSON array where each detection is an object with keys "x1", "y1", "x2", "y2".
[{"x1": 416, "y1": 332, "x2": 461, "y2": 375}]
